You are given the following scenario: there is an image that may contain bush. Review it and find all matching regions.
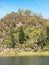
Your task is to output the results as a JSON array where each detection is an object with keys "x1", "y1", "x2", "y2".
[
  {"x1": 9, "y1": 28, "x2": 16, "y2": 48},
  {"x1": 46, "y1": 41, "x2": 49, "y2": 46},
  {"x1": 3, "y1": 38, "x2": 11, "y2": 48},
  {"x1": 27, "y1": 43, "x2": 34, "y2": 49},
  {"x1": 19, "y1": 26, "x2": 25, "y2": 44},
  {"x1": 34, "y1": 48, "x2": 38, "y2": 52}
]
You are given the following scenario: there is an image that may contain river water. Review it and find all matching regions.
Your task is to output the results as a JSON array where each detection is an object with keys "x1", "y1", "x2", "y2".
[{"x1": 0, "y1": 56, "x2": 49, "y2": 65}]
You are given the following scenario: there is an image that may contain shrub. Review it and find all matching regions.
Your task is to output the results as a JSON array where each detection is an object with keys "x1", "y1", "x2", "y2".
[
  {"x1": 3, "y1": 38, "x2": 11, "y2": 48},
  {"x1": 9, "y1": 28, "x2": 16, "y2": 48},
  {"x1": 19, "y1": 26, "x2": 25, "y2": 44}
]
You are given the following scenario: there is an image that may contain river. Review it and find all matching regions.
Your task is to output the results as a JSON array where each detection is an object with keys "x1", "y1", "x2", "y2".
[{"x1": 0, "y1": 56, "x2": 49, "y2": 65}]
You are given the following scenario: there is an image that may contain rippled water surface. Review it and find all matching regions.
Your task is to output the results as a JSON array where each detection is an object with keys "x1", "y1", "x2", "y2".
[{"x1": 0, "y1": 56, "x2": 49, "y2": 65}]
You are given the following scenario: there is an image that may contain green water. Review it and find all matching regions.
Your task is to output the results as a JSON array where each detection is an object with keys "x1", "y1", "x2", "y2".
[{"x1": 0, "y1": 56, "x2": 49, "y2": 65}]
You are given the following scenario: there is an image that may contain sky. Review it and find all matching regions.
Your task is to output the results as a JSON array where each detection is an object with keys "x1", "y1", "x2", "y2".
[{"x1": 0, "y1": 0, "x2": 49, "y2": 18}]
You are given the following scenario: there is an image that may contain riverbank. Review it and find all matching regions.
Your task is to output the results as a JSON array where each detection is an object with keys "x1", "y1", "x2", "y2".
[
  {"x1": 0, "y1": 51, "x2": 49, "y2": 57},
  {"x1": 0, "y1": 48, "x2": 49, "y2": 57}
]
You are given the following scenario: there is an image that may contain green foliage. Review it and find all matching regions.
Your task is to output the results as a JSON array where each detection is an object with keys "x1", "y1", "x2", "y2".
[
  {"x1": 9, "y1": 28, "x2": 15, "y2": 48},
  {"x1": 0, "y1": 9, "x2": 49, "y2": 51},
  {"x1": 18, "y1": 9, "x2": 24, "y2": 15},
  {"x1": 3, "y1": 38, "x2": 11, "y2": 48},
  {"x1": 37, "y1": 31, "x2": 47, "y2": 48},
  {"x1": 19, "y1": 26, "x2": 25, "y2": 44},
  {"x1": 46, "y1": 26, "x2": 49, "y2": 40},
  {"x1": 24, "y1": 9, "x2": 32, "y2": 17},
  {"x1": 28, "y1": 43, "x2": 34, "y2": 49},
  {"x1": 46, "y1": 41, "x2": 49, "y2": 46},
  {"x1": 34, "y1": 48, "x2": 38, "y2": 52}
]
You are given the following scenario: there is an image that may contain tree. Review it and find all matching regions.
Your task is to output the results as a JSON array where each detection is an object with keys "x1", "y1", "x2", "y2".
[
  {"x1": 19, "y1": 26, "x2": 25, "y2": 44},
  {"x1": 24, "y1": 9, "x2": 32, "y2": 17},
  {"x1": 9, "y1": 28, "x2": 15, "y2": 48},
  {"x1": 37, "y1": 31, "x2": 46, "y2": 48},
  {"x1": 46, "y1": 26, "x2": 49, "y2": 40},
  {"x1": 46, "y1": 26, "x2": 49, "y2": 46},
  {"x1": 18, "y1": 9, "x2": 24, "y2": 15}
]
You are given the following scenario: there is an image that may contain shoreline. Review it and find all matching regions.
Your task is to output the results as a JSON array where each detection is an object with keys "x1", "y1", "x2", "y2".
[{"x1": 0, "y1": 52, "x2": 49, "y2": 57}]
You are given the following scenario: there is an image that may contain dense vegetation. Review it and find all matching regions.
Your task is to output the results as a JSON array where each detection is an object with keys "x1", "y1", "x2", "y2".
[{"x1": 0, "y1": 9, "x2": 49, "y2": 51}]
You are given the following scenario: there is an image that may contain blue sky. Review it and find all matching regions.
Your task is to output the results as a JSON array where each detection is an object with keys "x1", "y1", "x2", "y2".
[{"x1": 0, "y1": 0, "x2": 49, "y2": 18}]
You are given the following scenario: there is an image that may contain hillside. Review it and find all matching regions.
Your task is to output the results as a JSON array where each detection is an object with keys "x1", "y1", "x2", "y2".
[{"x1": 0, "y1": 9, "x2": 49, "y2": 51}]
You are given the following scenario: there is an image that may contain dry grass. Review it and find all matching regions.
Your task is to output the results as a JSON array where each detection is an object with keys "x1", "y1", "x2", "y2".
[{"x1": 0, "y1": 52, "x2": 49, "y2": 57}]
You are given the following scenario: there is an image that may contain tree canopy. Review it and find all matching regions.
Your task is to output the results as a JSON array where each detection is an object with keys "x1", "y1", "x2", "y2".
[{"x1": 0, "y1": 9, "x2": 49, "y2": 50}]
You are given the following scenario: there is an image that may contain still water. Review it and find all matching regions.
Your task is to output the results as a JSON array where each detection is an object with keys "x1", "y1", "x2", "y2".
[{"x1": 0, "y1": 56, "x2": 49, "y2": 65}]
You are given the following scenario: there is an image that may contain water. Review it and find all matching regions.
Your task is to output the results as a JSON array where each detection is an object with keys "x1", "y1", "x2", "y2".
[{"x1": 0, "y1": 56, "x2": 49, "y2": 65}]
